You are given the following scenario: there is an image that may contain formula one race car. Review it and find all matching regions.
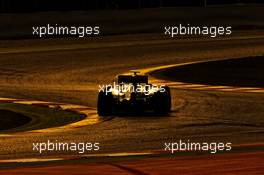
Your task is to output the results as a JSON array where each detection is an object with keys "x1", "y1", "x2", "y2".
[{"x1": 97, "y1": 71, "x2": 171, "y2": 116}]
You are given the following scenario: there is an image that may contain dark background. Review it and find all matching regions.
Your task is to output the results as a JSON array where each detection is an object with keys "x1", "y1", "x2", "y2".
[{"x1": 0, "y1": 0, "x2": 264, "y2": 13}]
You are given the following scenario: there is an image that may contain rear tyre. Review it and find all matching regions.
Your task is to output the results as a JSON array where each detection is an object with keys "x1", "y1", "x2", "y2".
[
  {"x1": 153, "y1": 86, "x2": 171, "y2": 115},
  {"x1": 164, "y1": 86, "x2": 171, "y2": 111},
  {"x1": 97, "y1": 91, "x2": 113, "y2": 116}
]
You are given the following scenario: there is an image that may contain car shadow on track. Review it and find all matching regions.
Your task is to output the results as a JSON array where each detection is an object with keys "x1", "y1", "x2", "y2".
[{"x1": 108, "y1": 110, "x2": 172, "y2": 118}]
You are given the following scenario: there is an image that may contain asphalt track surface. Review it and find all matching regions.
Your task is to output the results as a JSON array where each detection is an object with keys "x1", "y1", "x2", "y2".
[{"x1": 0, "y1": 32, "x2": 264, "y2": 170}]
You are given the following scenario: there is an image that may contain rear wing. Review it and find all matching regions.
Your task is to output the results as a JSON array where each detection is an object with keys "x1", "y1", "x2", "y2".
[{"x1": 118, "y1": 75, "x2": 148, "y2": 84}]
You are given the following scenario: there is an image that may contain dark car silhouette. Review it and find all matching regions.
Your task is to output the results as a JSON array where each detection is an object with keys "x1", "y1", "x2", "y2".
[{"x1": 97, "y1": 71, "x2": 171, "y2": 116}]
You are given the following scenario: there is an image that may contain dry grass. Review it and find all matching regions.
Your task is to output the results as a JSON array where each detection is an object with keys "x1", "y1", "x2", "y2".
[
  {"x1": 151, "y1": 56, "x2": 264, "y2": 87},
  {"x1": 0, "y1": 5, "x2": 264, "y2": 39},
  {"x1": 0, "y1": 103, "x2": 85, "y2": 133}
]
